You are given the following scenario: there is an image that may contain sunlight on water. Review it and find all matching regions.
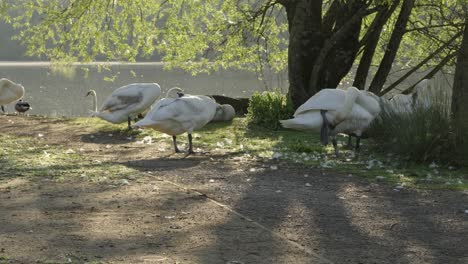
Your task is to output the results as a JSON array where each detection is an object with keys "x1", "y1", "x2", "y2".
[{"x1": 0, "y1": 62, "x2": 288, "y2": 117}]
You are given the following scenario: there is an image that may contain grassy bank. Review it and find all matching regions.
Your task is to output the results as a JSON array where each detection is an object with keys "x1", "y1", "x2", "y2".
[{"x1": 1, "y1": 116, "x2": 467, "y2": 190}]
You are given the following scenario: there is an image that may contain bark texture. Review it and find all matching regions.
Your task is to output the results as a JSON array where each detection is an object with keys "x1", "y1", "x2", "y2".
[{"x1": 451, "y1": 19, "x2": 468, "y2": 136}]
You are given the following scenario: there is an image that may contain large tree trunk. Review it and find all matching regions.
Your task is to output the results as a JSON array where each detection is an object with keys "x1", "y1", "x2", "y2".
[
  {"x1": 368, "y1": 0, "x2": 415, "y2": 94},
  {"x1": 309, "y1": 1, "x2": 366, "y2": 91},
  {"x1": 284, "y1": 0, "x2": 367, "y2": 109},
  {"x1": 451, "y1": 18, "x2": 468, "y2": 147},
  {"x1": 284, "y1": 0, "x2": 323, "y2": 109}
]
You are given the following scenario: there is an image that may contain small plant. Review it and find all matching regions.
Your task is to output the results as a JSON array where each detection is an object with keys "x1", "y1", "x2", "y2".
[{"x1": 246, "y1": 91, "x2": 294, "y2": 130}]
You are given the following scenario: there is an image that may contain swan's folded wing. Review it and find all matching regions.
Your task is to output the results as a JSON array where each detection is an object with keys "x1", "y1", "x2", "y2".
[
  {"x1": 100, "y1": 92, "x2": 143, "y2": 112},
  {"x1": 294, "y1": 89, "x2": 346, "y2": 116},
  {"x1": 111, "y1": 83, "x2": 157, "y2": 96},
  {"x1": 149, "y1": 96, "x2": 215, "y2": 122}
]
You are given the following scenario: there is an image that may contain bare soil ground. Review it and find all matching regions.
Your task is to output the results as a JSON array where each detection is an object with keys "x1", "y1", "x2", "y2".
[{"x1": 1, "y1": 115, "x2": 468, "y2": 264}]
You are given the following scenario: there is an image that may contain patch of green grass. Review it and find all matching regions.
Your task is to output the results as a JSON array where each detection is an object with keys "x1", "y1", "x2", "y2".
[
  {"x1": 198, "y1": 118, "x2": 467, "y2": 190},
  {"x1": 69, "y1": 117, "x2": 143, "y2": 137},
  {"x1": 0, "y1": 133, "x2": 135, "y2": 182},
  {"x1": 3, "y1": 116, "x2": 467, "y2": 190},
  {"x1": 0, "y1": 255, "x2": 11, "y2": 264}
]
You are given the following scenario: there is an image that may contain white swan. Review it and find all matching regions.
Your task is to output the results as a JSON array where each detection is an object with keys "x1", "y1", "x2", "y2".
[
  {"x1": 280, "y1": 87, "x2": 380, "y2": 156},
  {"x1": 0, "y1": 78, "x2": 25, "y2": 113},
  {"x1": 164, "y1": 87, "x2": 185, "y2": 98},
  {"x1": 388, "y1": 93, "x2": 415, "y2": 114},
  {"x1": 134, "y1": 90, "x2": 217, "y2": 154},
  {"x1": 86, "y1": 83, "x2": 161, "y2": 129},
  {"x1": 212, "y1": 104, "x2": 235, "y2": 121},
  {"x1": 388, "y1": 79, "x2": 437, "y2": 114},
  {"x1": 346, "y1": 89, "x2": 381, "y2": 147}
]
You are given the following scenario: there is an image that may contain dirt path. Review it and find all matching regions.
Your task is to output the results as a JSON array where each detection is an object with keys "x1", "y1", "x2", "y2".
[{"x1": 1, "y1": 116, "x2": 468, "y2": 264}]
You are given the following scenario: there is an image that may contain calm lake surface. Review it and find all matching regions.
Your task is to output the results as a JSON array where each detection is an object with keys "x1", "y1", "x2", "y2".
[{"x1": 0, "y1": 62, "x2": 287, "y2": 117}]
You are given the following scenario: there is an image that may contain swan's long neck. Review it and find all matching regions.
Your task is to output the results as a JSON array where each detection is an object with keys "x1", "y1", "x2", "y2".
[
  {"x1": 166, "y1": 87, "x2": 184, "y2": 98},
  {"x1": 339, "y1": 88, "x2": 359, "y2": 119}
]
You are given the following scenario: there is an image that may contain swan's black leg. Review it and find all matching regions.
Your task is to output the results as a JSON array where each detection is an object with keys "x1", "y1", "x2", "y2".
[
  {"x1": 173, "y1": 135, "x2": 182, "y2": 153},
  {"x1": 355, "y1": 136, "x2": 361, "y2": 152},
  {"x1": 320, "y1": 110, "x2": 329, "y2": 145},
  {"x1": 1, "y1": 105, "x2": 4, "y2": 113},
  {"x1": 127, "y1": 116, "x2": 132, "y2": 130},
  {"x1": 187, "y1": 133, "x2": 195, "y2": 154},
  {"x1": 347, "y1": 134, "x2": 353, "y2": 148},
  {"x1": 332, "y1": 136, "x2": 340, "y2": 157}
]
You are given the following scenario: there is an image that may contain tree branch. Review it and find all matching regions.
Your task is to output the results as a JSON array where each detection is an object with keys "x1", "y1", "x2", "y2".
[
  {"x1": 399, "y1": 51, "x2": 457, "y2": 95},
  {"x1": 368, "y1": 0, "x2": 416, "y2": 94},
  {"x1": 353, "y1": 1, "x2": 399, "y2": 89},
  {"x1": 379, "y1": 30, "x2": 463, "y2": 96}
]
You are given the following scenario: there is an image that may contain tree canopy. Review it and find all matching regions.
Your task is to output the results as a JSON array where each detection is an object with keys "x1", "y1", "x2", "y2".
[
  {"x1": 1, "y1": 0, "x2": 467, "y2": 107},
  {"x1": 2, "y1": 0, "x2": 288, "y2": 75}
]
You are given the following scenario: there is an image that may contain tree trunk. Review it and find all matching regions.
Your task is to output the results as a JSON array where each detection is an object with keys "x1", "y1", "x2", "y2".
[
  {"x1": 368, "y1": 0, "x2": 415, "y2": 94},
  {"x1": 451, "y1": 18, "x2": 468, "y2": 146},
  {"x1": 284, "y1": 0, "x2": 367, "y2": 109},
  {"x1": 284, "y1": 0, "x2": 323, "y2": 109},
  {"x1": 308, "y1": 2, "x2": 367, "y2": 92}
]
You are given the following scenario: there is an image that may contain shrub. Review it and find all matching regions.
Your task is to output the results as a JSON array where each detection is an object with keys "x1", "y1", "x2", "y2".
[
  {"x1": 246, "y1": 91, "x2": 294, "y2": 130},
  {"x1": 369, "y1": 85, "x2": 463, "y2": 164}
]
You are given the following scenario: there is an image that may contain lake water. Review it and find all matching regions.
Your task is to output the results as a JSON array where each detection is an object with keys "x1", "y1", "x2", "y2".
[{"x1": 0, "y1": 62, "x2": 287, "y2": 117}]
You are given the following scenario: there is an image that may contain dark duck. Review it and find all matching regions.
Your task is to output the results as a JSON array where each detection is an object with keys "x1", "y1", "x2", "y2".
[{"x1": 15, "y1": 99, "x2": 31, "y2": 114}]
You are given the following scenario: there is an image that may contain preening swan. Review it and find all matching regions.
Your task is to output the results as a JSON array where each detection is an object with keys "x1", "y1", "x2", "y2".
[
  {"x1": 86, "y1": 83, "x2": 161, "y2": 129},
  {"x1": 280, "y1": 86, "x2": 380, "y2": 156},
  {"x1": 212, "y1": 104, "x2": 235, "y2": 121},
  {"x1": 134, "y1": 90, "x2": 217, "y2": 154},
  {"x1": 346, "y1": 89, "x2": 381, "y2": 147},
  {"x1": 0, "y1": 78, "x2": 25, "y2": 113}
]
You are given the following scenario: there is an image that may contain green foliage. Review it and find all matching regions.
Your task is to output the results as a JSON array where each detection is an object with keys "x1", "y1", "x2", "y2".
[
  {"x1": 246, "y1": 91, "x2": 293, "y2": 130},
  {"x1": 369, "y1": 85, "x2": 467, "y2": 164},
  {"x1": 2, "y1": 0, "x2": 288, "y2": 75}
]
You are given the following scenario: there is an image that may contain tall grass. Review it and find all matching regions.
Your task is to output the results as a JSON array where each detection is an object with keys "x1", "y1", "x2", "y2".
[
  {"x1": 369, "y1": 81, "x2": 462, "y2": 164},
  {"x1": 246, "y1": 91, "x2": 294, "y2": 130}
]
